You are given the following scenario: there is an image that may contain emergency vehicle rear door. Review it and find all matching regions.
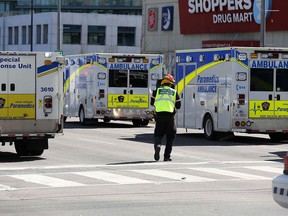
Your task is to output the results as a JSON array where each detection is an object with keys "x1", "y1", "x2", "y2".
[
  {"x1": 217, "y1": 86, "x2": 231, "y2": 129},
  {"x1": 249, "y1": 61, "x2": 288, "y2": 118},
  {"x1": 1, "y1": 54, "x2": 36, "y2": 120}
]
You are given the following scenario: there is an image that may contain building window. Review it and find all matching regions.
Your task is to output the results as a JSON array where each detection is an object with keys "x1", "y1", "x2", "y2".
[
  {"x1": 43, "y1": 24, "x2": 48, "y2": 44},
  {"x1": 28, "y1": 25, "x2": 32, "y2": 45},
  {"x1": 36, "y1": 25, "x2": 41, "y2": 44},
  {"x1": 22, "y1": 26, "x2": 27, "y2": 44},
  {"x1": 14, "y1": 27, "x2": 19, "y2": 45},
  {"x1": 88, "y1": 25, "x2": 105, "y2": 45},
  {"x1": 8, "y1": 27, "x2": 13, "y2": 45},
  {"x1": 117, "y1": 26, "x2": 135, "y2": 46},
  {"x1": 63, "y1": 25, "x2": 81, "y2": 44}
]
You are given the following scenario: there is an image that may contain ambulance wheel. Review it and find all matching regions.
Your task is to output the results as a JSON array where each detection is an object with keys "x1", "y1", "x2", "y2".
[
  {"x1": 269, "y1": 132, "x2": 286, "y2": 142},
  {"x1": 14, "y1": 140, "x2": 29, "y2": 156},
  {"x1": 203, "y1": 115, "x2": 217, "y2": 140},
  {"x1": 79, "y1": 107, "x2": 87, "y2": 125},
  {"x1": 141, "y1": 119, "x2": 149, "y2": 126}
]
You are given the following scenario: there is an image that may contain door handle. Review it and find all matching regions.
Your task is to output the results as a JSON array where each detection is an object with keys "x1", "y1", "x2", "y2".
[
  {"x1": 269, "y1": 94, "x2": 272, "y2": 100},
  {"x1": 123, "y1": 90, "x2": 127, "y2": 94},
  {"x1": 276, "y1": 94, "x2": 280, "y2": 100},
  {"x1": 130, "y1": 90, "x2": 133, "y2": 94}
]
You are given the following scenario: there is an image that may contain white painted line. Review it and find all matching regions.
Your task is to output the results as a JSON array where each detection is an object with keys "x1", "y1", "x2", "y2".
[
  {"x1": 0, "y1": 184, "x2": 15, "y2": 191},
  {"x1": 74, "y1": 171, "x2": 152, "y2": 184},
  {"x1": 244, "y1": 166, "x2": 283, "y2": 173},
  {"x1": 9, "y1": 174, "x2": 85, "y2": 187},
  {"x1": 189, "y1": 168, "x2": 271, "y2": 180},
  {"x1": 132, "y1": 169, "x2": 215, "y2": 182}
]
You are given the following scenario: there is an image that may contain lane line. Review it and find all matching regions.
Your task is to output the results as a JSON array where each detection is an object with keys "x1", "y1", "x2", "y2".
[
  {"x1": 189, "y1": 168, "x2": 271, "y2": 180},
  {"x1": 74, "y1": 171, "x2": 152, "y2": 184},
  {"x1": 9, "y1": 174, "x2": 86, "y2": 187},
  {"x1": 0, "y1": 184, "x2": 16, "y2": 191},
  {"x1": 244, "y1": 166, "x2": 283, "y2": 173},
  {"x1": 132, "y1": 169, "x2": 216, "y2": 182}
]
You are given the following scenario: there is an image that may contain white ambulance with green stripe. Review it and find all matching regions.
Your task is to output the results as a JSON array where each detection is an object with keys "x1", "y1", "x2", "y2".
[
  {"x1": 64, "y1": 53, "x2": 163, "y2": 126},
  {"x1": 0, "y1": 51, "x2": 64, "y2": 156},
  {"x1": 175, "y1": 47, "x2": 288, "y2": 141}
]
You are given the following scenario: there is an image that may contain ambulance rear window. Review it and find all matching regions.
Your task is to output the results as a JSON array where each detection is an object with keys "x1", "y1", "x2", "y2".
[{"x1": 250, "y1": 68, "x2": 273, "y2": 91}]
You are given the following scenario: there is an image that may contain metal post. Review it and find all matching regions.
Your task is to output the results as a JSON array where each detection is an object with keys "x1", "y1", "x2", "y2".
[
  {"x1": 30, "y1": 0, "x2": 34, "y2": 51},
  {"x1": 57, "y1": 0, "x2": 61, "y2": 51},
  {"x1": 260, "y1": 0, "x2": 266, "y2": 47}
]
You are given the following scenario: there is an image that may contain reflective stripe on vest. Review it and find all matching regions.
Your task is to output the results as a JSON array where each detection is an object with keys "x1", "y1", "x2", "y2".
[{"x1": 154, "y1": 86, "x2": 176, "y2": 113}]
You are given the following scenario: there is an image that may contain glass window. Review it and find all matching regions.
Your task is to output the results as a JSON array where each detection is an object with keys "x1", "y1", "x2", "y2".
[
  {"x1": 28, "y1": 25, "x2": 32, "y2": 45},
  {"x1": 43, "y1": 24, "x2": 48, "y2": 44},
  {"x1": 14, "y1": 26, "x2": 19, "y2": 45},
  {"x1": 250, "y1": 68, "x2": 273, "y2": 91},
  {"x1": 276, "y1": 69, "x2": 288, "y2": 92},
  {"x1": 63, "y1": 25, "x2": 81, "y2": 44},
  {"x1": 109, "y1": 70, "x2": 128, "y2": 87},
  {"x1": 36, "y1": 25, "x2": 41, "y2": 44},
  {"x1": 88, "y1": 25, "x2": 105, "y2": 45},
  {"x1": 8, "y1": 27, "x2": 12, "y2": 45},
  {"x1": 22, "y1": 26, "x2": 27, "y2": 44},
  {"x1": 117, "y1": 26, "x2": 135, "y2": 46},
  {"x1": 129, "y1": 70, "x2": 148, "y2": 88}
]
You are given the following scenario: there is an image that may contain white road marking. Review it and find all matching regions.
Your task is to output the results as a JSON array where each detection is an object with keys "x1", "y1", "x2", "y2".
[
  {"x1": 9, "y1": 174, "x2": 86, "y2": 187},
  {"x1": 189, "y1": 168, "x2": 271, "y2": 180},
  {"x1": 74, "y1": 171, "x2": 152, "y2": 184},
  {"x1": 0, "y1": 184, "x2": 15, "y2": 191},
  {"x1": 244, "y1": 166, "x2": 283, "y2": 173},
  {"x1": 132, "y1": 169, "x2": 216, "y2": 182}
]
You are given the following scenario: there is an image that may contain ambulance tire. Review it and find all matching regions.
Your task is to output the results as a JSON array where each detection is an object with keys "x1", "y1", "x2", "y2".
[
  {"x1": 14, "y1": 140, "x2": 30, "y2": 156},
  {"x1": 79, "y1": 107, "x2": 87, "y2": 126},
  {"x1": 141, "y1": 119, "x2": 149, "y2": 126},
  {"x1": 132, "y1": 119, "x2": 142, "y2": 127},
  {"x1": 269, "y1": 132, "x2": 286, "y2": 142},
  {"x1": 203, "y1": 115, "x2": 217, "y2": 140}
]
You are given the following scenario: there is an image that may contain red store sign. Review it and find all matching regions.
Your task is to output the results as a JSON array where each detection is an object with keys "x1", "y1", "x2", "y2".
[{"x1": 178, "y1": 0, "x2": 288, "y2": 34}]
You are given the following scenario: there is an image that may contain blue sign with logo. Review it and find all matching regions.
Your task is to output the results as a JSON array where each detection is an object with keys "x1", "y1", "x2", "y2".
[
  {"x1": 162, "y1": 6, "x2": 174, "y2": 31},
  {"x1": 253, "y1": 0, "x2": 272, "y2": 24}
]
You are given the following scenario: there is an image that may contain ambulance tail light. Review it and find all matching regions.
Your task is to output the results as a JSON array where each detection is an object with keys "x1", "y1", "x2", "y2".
[
  {"x1": 284, "y1": 152, "x2": 288, "y2": 175},
  {"x1": 43, "y1": 96, "x2": 53, "y2": 114},
  {"x1": 250, "y1": 53, "x2": 258, "y2": 59},
  {"x1": 99, "y1": 89, "x2": 105, "y2": 98},
  {"x1": 237, "y1": 94, "x2": 245, "y2": 105}
]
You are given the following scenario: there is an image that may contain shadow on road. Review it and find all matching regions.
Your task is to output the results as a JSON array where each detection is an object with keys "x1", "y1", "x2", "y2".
[{"x1": 0, "y1": 151, "x2": 44, "y2": 163}]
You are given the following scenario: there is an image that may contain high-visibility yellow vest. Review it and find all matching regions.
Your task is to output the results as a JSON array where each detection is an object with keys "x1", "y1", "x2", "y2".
[{"x1": 154, "y1": 86, "x2": 176, "y2": 113}]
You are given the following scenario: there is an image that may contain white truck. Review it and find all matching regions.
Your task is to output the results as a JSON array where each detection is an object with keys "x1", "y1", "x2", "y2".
[
  {"x1": 64, "y1": 53, "x2": 164, "y2": 126},
  {"x1": 175, "y1": 47, "x2": 288, "y2": 141},
  {"x1": 0, "y1": 51, "x2": 64, "y2": 156}
]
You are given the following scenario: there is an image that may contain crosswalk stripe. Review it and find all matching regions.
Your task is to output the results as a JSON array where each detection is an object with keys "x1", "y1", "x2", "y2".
[
  {"x1": 0, "y1": 184, "x2": 15, "y2": 191},
  {"x1": 9, "y1": 174, "x2": 86, "y2": 187},
  {"x1": 244, "y1": 166, "x2": 283, "y2": 173},
  {"x1": 132, "y1": 169, "x2": 216, "y2": 182},
  {"x1": 74, "y1": 171, "x2": 152, "y2": 184},
  {"x1": 189, "y1": 168, "x2": 271, "y2": 180}
]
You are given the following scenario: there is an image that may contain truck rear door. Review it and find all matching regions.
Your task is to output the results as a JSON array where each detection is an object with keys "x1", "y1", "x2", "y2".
[{"x1": 0, "y1": 54, "x2": 36, "y2": 120}]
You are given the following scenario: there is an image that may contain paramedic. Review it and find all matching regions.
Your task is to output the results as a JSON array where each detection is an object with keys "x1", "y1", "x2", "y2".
[{"x1": 150, "y1": 74, "x2": 181, "y2": 161}]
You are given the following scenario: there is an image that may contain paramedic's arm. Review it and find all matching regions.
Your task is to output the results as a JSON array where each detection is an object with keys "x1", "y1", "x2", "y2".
[
  {"x1": 175, "y1": 93, "x2": 181, "y2": 109},
  {"x1": 150, "y1": 90, "x2": 156, "y2": 106}
]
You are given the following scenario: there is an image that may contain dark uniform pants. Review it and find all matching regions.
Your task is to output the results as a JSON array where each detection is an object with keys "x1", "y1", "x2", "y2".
[{"x1": 154, "y1": 113, "x2": 176, "y2": 159}]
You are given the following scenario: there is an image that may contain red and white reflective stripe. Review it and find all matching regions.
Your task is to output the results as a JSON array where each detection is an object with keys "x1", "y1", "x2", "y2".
[{"x1": 0, "y1": 134, "x2": 43, "y2": 137}]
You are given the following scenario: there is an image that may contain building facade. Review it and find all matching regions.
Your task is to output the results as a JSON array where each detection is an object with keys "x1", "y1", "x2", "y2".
[
  {"x1": 142, "y1": 0, "x2": 288, "y2": 72},
  {"x1": 0, "y1": 0, "x2": 142, "y2": 54}
]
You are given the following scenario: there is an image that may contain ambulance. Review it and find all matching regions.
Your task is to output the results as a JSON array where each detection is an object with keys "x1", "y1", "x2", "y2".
[
  {"x1": 0, "y1": 51, "x2": 64, "y2": 156},
  {"x1": 175, "y1": 47, "x2": 288, "y2": 141},
  {"x1": 63, "y1": 53, "x2": 164, "y2": 126}
]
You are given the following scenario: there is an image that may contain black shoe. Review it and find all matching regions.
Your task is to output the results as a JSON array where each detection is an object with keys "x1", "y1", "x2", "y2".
[
  {"x1": 154, "y1": 146, "x2": 160, "y2": 161},
  {"x1": 164, "y1": 158, "x2": 172, "y2": 162}
]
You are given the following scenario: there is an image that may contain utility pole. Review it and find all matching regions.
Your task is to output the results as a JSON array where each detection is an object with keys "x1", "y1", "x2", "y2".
[
  {"x1": 260, "y1": 0, "x2": 265, "y2": 47},
  {"x1": 30, "y1": 0, "x2": 34, "y2": 51},
  {"x1": 57, "y1": 0, "x2": 61, "y2": 51}
]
